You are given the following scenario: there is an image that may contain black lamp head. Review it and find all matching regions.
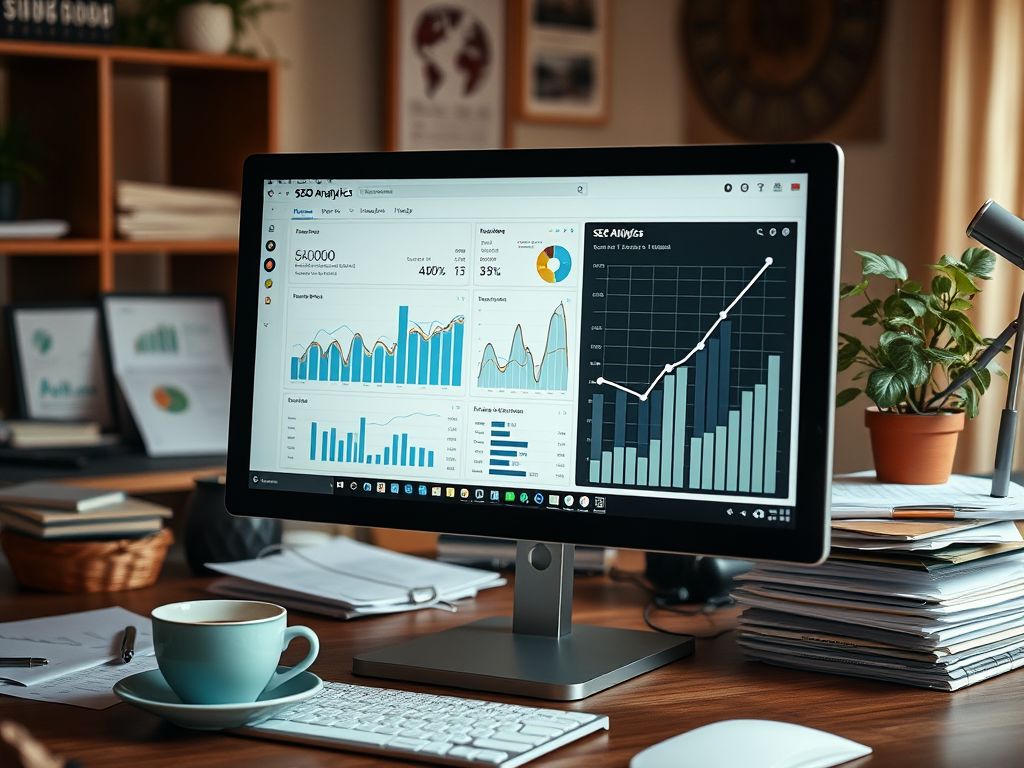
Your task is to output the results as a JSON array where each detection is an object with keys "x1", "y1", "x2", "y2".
[{"x1": 967, "y1": 199, "x2": 1024, "y2": 270}]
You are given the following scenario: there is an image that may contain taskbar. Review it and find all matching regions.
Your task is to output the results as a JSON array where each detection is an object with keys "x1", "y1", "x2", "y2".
[{"x1": 248, "y1": 470, "x2": 796, "y2": 528}]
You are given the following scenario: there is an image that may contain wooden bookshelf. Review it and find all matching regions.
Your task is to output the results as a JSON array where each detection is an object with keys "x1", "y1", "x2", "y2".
[{"x1": 0, "y1": 41, "x2": 277, "y2": 413}]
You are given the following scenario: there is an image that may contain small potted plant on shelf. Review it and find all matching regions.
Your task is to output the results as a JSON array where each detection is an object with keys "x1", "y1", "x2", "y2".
[
  {"x1": 837, "y1": 248, "x2": 1006, "y2": 484},
  {"x1": 117, "y1": 0, "x2": 280, "y2": 55},
  {"x1": 0, "y1": 113, "x2": 44, "y2": 221}
]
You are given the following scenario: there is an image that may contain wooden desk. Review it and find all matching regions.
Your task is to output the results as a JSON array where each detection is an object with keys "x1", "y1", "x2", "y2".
[{"x1": 1, "y1": 555, "x2": 1021, "y2": 768}]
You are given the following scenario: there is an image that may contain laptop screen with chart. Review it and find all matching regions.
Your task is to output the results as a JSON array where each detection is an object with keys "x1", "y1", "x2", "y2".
[{"x1": 231, "y1": 145, "x2": 842, "y2": 564}]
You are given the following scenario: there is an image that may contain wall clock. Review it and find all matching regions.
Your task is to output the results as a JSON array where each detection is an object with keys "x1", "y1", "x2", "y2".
[{"x1": 684, "y1": 0, "x2": 885, "y2": 141}]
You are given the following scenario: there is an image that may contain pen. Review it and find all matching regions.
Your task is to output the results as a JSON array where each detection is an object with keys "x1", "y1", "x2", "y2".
[
  {"x1": 121, "y1": 625, "x2": 137, "y2": 664},
  {"x1": 0, "y1": 657, "x2": 48, "y2": 667}
]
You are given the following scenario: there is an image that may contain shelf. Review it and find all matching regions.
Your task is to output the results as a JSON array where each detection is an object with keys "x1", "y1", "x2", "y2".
[
  {"x1": 0, "y1": 238, "x2": 101, "y2": 255},
  {"x1": 112, "y1": 239, "x2": 239, "y2": 254},
  {"x1": 0, "y1": 40, "x2": 274, "y2": 72}
]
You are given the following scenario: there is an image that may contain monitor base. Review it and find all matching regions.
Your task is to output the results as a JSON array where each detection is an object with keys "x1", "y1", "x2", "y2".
[{"x1": 352, "y1": 616, "x2": 694, "y2": 701}]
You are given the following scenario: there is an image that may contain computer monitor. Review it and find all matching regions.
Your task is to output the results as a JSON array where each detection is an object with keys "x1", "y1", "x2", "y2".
[{"x1": 227, "y1": 143, "x2": 844, "y2": 700}]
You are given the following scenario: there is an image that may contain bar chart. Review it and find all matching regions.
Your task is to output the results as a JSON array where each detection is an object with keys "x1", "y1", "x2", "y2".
[
  {"x1": 476, "y1": 303, "x2": 569, "y2": 391},
  {"x1": 468, "y1": 402, "x2": 572, "y2": 485},
  {"x1": 575, "y1": 221, "x2": 797, "y2": 498},
  {"x1": 289, "y1": 306, "x2": 465, "y2": 387},
  {"x1": 302, "y1": 411, "x2": 449, "y2": 470}
]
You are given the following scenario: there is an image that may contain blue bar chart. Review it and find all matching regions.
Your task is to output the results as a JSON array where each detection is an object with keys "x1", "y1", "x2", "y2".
[
  {"x1": 476, "y1": 303, "x2": 569, "y2": 391},
  {"x1": 289, "y1": 306, "x2": 465, "y2": 387},
  {"x1": 488, "y1": 420, "x2": 529, "y2": 477},
  {"x1": 304, "y1": 412, "x2": 444, "y2": 469}
]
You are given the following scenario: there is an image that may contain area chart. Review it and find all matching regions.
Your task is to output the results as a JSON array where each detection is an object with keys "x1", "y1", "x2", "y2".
[
  {"x1": 477, "y1": 303, "x2": 569, "y2": 391},
  {"x1": 290, "y1": 306, "x2": 465, "y2": 387}
]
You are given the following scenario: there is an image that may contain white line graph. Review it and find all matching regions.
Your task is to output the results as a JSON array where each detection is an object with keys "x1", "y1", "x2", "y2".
[{"x1": 595, "y1": 257, "x2": 773, "y2": 400}]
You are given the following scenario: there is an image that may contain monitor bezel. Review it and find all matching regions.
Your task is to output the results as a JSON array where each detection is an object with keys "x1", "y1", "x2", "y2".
[{"x1": 226, "y1": 143, "x2": 842, "y2": 565}]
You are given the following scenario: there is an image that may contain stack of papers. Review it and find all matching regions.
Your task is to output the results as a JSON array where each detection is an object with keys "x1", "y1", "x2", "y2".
[
  {"x1": 207, "y1": 537, "x2": 506, "y2": 619},
  {"x1": 116, "y1": 180, "x2": 240, "y2": 240},
  {"x1": 0, "y1": 606, "x2": 158, "y2": 709},
  {"x1": 737, "y1": 474, "x2": 1024, "y2": 690},
  {"x1": 832, "y1": 472, "x2": 1024, "y2": 519}
]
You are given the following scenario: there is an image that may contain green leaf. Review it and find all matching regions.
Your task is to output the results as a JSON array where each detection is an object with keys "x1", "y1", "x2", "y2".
[
  {"x1": 987, "y1": 358, "x2": 1009, "y2": 381},
  {"x1": 852, "y1": 369, "x2": 870, "y2": 381},
  {"x1": 922, "y1": 346, "x2": 964, "y2": 365},
  {"x1": 950, "y1": 298, "x2": 973, "y2": 311},
  {"x1": 837, "y1": 337, "x2": 863, "y2": 371},
  {"x1": 857, "y1": 251, "x2": 908, "y2": 280},
  {"x1": 963, "y1": 384, "x2": 980, "y2": 419},
  {"x1": 976, "y1": 366, "x2": 992, "y2": 393},
  {"x1": 881, "y1": 318, "x2": 924, "y2": 337},
  {"x1": 880, "y1": 334, "x2": 930, "y2": 387},
  {"x1": 851, "y1": 300, "x2": 882, "y2": 319},
  {"x1": 901, "y1": 280, "x2": 923, "y2": 294},
  {"x1": 883, "y1": 294, "x2": 915, "y2": 319},
  {"x1": 902, "y1": 295, "x2": 928, "y2": 316},
  {"x1": 931, "y1": 275, "x2": 952, "y2": 295},
  {"x1": 866, "y1": 369, "x2": 910, "y2": 409},
  {"x1": 836, "y1": 388, "x2": 861, "y2": 408},
  {"x1": 941, "y1": 265, "x2": 980, "y2": 296},
  {"x1": 862, "y1": 316, "x2": 879, "y2": 326},
  {"x1": 840, "y1": 280, "x2": 870, "y2": 299},
  {"x1": 961, "y1": 247, "x2": 997, "y2": 279}
]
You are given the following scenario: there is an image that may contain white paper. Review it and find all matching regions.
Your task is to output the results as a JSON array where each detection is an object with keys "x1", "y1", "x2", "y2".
[
  {"x1": 12, "y1": 307, "x2": 114, "y2": 426},
  {"x1": 102, "y1": 296, "x2": 231, "y2": 456},
  {"x1": 0, "y1": 656, "x2": 159, "y2": 710},
  {"x1": 207, "y1": 537, "x2": 504, "y2": 610},
  {"x1": 832, "y1": 472, "x2": 1024, "y2": 517},
  {"x1": 0, "y1": 606, "x2": 153, "y2": 685},
  {"x1": 832, "y1": 521, "x2": 1024, "y2": 551}
]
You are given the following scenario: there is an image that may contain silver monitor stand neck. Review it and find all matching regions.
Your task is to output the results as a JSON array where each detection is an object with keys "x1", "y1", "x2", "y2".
[{"x1": 352, "y1": 541, "x2": 694, "y2": 701}]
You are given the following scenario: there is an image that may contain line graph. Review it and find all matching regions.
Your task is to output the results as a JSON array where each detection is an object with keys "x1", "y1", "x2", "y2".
[
  {"x1": 575, "y1": 220, "x2": 798, "y2": 497},
  {"x1": 595, "y1": 257, "x2": 773, "y2": 400},
  {"x1": 476, "y1": 303, "x2": 569, "y2": 391}
]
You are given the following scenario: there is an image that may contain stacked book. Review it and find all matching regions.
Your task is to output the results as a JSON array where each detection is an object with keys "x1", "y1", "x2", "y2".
[
  {"x1": 736, "y1": 474, "x2": 1024, "y2": 691},
  {"x1": 0, "y1": 481, "x2": 171, "y2": 539},
  {"x1": 116, "y1": 180, "x2": 240, "y2": 241}
]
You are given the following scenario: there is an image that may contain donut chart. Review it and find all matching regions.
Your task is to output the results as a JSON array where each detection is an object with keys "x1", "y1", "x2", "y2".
[{"x1": 536, "y1": 245, "x2": 572, "y2": 283}]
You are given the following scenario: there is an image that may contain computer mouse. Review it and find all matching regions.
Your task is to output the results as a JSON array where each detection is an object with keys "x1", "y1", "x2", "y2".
[{"x1": 630, "y1": 719, "x2": 872, "y2": 768}]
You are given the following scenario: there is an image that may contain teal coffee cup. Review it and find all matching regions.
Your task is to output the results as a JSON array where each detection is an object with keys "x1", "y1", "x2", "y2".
[{"x1": 151, "y1": 600, "x2": 319, "y2": 705}]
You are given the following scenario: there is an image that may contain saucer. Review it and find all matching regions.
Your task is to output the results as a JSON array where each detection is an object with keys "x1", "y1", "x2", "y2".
[{"x1": 113, "y1": 667, "x2": 323, "y2": 730}]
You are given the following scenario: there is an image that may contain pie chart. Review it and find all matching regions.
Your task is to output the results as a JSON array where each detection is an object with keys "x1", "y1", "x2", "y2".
[
  {"x1": 536, "y1": 245, "x2": 572, "y2": 283},
  {"x1": 153, "y1": 385, "x2": 189, "y2": 413}
]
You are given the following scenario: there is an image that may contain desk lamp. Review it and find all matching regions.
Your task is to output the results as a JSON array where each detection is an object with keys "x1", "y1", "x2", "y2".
[{"x1": 928, "y1": 200, "x2": 1024, "y2": 496}]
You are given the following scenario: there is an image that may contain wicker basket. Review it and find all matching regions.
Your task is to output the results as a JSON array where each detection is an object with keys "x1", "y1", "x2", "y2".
[{"x1": 0, "y1": 528, "x2": 174, "y2": 593}]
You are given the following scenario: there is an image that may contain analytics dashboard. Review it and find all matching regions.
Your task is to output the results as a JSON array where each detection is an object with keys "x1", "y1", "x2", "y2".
[{"x1": 248, "y1": 173, "x2": 808, "y2": 527}]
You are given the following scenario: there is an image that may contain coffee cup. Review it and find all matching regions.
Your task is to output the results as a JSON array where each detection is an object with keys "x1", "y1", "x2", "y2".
[{"x1": 151, "y1": 600, "x2": 319, "y2": 705}]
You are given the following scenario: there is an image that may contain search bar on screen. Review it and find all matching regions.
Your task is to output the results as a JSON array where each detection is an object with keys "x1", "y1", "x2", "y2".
[{"x1": 358, "y1": 183, "x2": 588, "y2": 198}]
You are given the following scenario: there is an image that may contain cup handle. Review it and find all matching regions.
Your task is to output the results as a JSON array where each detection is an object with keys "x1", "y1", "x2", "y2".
[{"x1": 262, "y1": 625, "x2": 319, "y2": 696}]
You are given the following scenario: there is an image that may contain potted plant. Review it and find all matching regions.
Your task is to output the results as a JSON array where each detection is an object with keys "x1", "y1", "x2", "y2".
[
  {"x1": 837, "y1": 248, "x2": 1006, "y2": 484},
  {"x1": 0, "y1": 113, "x2": 44, "y2": 221},
  {"x1": 117, "y1": 0, "x2": 281, "y2": 54}
]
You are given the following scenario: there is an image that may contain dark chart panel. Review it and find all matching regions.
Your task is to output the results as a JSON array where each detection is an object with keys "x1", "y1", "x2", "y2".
[{"x1": 576, "y1": 222, "x2": 798, "y2": 500}]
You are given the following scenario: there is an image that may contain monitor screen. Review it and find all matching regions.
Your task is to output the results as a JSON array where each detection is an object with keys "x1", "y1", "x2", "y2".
[{"x1": 228, "y1": 144, "x2": 843, "y2": 565}]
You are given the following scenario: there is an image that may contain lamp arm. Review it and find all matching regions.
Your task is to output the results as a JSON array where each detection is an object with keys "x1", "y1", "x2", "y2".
[
  {"x1": 992, "y1": 292, "x2": 1024, "y2": 497},
  {"x1": 926, "y1": 319, "x2": 1018, "y2": 410}
]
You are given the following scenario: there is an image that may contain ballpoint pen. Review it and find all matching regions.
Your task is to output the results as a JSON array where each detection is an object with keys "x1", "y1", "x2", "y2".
[
  {"x1": 0, "y1": 657, "x2": 48, "y2": 667},
  {"x1": 121, "y1": 625, "x2": 137, "y2": 664}
]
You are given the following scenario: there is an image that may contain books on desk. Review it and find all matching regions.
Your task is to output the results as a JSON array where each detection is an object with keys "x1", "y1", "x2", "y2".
[
  {"x1": 0, "y1": 482, "x2": 170, "y2": 539},
  {"x1": 736, "y1": 514, "x2": 1024, "y2": 690}
]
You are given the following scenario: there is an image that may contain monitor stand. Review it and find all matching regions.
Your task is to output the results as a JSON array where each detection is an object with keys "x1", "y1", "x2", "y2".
[{"x1": 352, "y1": 541, "x2": 694, "y2": 700}]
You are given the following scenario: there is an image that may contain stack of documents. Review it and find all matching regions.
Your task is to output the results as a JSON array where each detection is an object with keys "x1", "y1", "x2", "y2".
[
  {"x1": 0, "y1": 481, "x2": 170, "y2": 539},
  {"x1": 832, "y1": 472, "x2": 1024, "y2": 519},
  {"x1": 116, "y1": 180, "x2": 240, "y2": 240},
  {"x1": 0, "y1": 606, "x2": 158, "y2": 709},
  {"x1": 737, "y1": 475, "x2": 1024, "y2": 690},
  {"x1": 207, "y1": 537, "x2": 506, "y2": 619}
]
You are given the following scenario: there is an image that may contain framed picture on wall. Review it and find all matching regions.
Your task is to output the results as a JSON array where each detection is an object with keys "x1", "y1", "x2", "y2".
[
  {"x1": 386, "y1": 0, "x2": 507, "y2": 151},
  {"x1": 6, "y1": 303, "x2": 116, "y2": 428},
  {"x1": 512, "y1": 0, "x2": 610, "y2": 124}
]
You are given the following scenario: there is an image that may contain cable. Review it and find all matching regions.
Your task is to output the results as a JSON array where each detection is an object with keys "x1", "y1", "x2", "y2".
[{"x1": 611, "y1": 566, "x2": 736, "y2": 639}]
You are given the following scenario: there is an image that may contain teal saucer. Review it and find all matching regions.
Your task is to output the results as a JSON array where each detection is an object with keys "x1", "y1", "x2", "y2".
[{"x1": 113, "y1": 667, "x2": 323, "y2": 730}]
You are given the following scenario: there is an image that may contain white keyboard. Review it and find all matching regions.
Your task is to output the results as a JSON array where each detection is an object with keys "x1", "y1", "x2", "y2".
[{"x1": 240, "y1": 682, "x2": 609, "y2": 767}]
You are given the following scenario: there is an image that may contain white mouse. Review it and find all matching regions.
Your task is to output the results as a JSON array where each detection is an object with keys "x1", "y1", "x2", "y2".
[{"x1": 630, "y1": 719, "x2": 872, "y2": 768}]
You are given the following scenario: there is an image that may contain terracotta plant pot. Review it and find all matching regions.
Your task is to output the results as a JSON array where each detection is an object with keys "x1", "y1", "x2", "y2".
[{"x1": 864, "y1": 407, "x2": 965, "y2": 484}]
